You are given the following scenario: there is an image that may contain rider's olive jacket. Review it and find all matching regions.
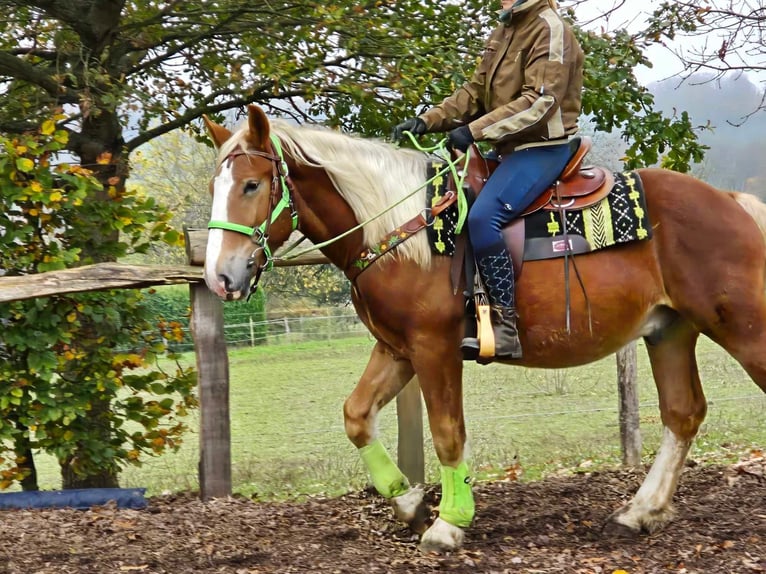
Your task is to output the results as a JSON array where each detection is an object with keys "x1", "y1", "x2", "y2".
[{"x1": 419, "y1": 0, "x2": 584, "y2": 155}]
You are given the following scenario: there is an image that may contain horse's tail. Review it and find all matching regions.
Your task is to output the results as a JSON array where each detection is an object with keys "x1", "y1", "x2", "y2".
[{"x1": 732, "y1": 191, "x2": 766, "y2": 239}]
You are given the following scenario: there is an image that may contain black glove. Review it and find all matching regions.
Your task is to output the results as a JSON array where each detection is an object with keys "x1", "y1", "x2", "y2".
[
  {"x1": 447, "y1": 125, "x2": 475, "y2": 153},
  {"x1": 391, "y1": 117, "x2": 426, "y2": 142}
]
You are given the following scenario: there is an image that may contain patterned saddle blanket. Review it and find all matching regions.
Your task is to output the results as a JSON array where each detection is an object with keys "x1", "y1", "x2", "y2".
[{"x1": 426, "y1": 168, "x2": 652, "y2": 261}]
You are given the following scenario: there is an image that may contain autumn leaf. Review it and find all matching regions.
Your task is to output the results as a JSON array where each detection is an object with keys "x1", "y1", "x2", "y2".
[
  {"x1": 40, "y1": 119, "x2": 56, "y2": 135},
  {"x1": 16, "y1": 157, "x2": 34, "y2": 172}
]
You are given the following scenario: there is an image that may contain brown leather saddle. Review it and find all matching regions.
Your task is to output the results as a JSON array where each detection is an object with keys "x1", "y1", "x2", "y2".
[{"x1": 457, "y1": 136, "x2": 614, "y2": 278}]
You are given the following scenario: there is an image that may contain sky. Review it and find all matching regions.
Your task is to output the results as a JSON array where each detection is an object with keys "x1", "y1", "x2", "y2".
[
  {"x1": 572, "y1": 0, "x2": 687, "y2": 83},
  {"x1": 569, "y1": 0, "x2": 764, "y2": 87}
]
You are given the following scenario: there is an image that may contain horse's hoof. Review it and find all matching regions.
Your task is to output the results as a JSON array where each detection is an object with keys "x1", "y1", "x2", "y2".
[
  {"x1": 418, "y1": 517, "x2": 464, "y2": 554},
  {"x1": 391, "y1": 487, "x2": 431, "y2": 534},
  {"x1": 603, "y1": 503, "x2": 675, "y2": 537},
  {"x1": 602, "y1": 514, "x2": 643, "y2": 538}
]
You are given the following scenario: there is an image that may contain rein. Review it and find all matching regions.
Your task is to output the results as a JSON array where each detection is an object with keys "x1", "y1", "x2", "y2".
[{"x1": 206, "y1": 131, "x2": 470, "y2": 293}]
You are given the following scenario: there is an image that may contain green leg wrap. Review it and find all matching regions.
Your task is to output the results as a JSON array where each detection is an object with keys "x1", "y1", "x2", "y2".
[
  {"x1": 438, "y1": 461, "x2": 475, "y2": 528},
  {"x1": 359, "y1": 439, "x2": 410, "y2": 499}
]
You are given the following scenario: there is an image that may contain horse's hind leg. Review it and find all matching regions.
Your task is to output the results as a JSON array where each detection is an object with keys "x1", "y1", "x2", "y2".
[
  {"x1": 343, "y1": 342, "x2": 431, "y2": 533},
  {"x1": 606, "y1": 316, "x2": 707, "y2": 535},
  {"x1": 708, "y1": 298, "x2": 766, "y2": 395}
]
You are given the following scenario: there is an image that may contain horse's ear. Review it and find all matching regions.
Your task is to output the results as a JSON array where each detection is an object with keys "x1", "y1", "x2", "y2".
[
  {"x1": 246, "y1": 104, "x2": 271, "y2": 150},
  {"x1": 202, "y1": 115, "x2": 232, "y2": 149}
]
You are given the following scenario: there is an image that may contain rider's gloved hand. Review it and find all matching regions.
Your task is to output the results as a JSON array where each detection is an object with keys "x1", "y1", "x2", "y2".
[
  {"x1": 447, "y1": 125, "x2": 474, "y2": 153},
  {"x1": 391, "y1": 117, "x2": 426, "y2": 142}
]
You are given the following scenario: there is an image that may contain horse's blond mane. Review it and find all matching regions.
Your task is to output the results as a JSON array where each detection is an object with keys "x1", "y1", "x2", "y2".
[{"x1": 224, "y1": 120, "x2": 434, "y2": 267}]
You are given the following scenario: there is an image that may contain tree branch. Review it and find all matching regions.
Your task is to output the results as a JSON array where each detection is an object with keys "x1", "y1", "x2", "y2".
[{"x1": 0, "y1": 51, "x2": 73, "y2": 101}]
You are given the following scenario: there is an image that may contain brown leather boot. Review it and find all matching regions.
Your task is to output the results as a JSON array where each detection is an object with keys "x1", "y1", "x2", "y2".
[
  {"x1": 492, "y1": 306, "x2": 522, "y2": 359},
  {"x1": 474, "y1": 248, "x2": 523, "y2": 360}
]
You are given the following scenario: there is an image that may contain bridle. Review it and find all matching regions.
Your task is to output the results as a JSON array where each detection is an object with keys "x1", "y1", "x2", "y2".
[{"x1": 207, "y1": 134, "x2": 298, "y2": 297}]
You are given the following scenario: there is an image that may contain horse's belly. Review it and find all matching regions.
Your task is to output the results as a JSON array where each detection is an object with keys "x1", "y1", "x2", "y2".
[{"x1": 514, "y1": 242, "x2": 666, "y2": 369}]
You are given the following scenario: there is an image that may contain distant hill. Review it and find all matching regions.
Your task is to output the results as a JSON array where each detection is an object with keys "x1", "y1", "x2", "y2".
[
  {"x1": 649, "y1": 74, "x2": 766, "y2": 194},
  {"x1": 580, "y1": 73, "x2": 765, "y2": 197}
]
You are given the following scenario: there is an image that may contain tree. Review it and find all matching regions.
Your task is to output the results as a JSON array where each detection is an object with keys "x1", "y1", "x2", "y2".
[
  {"x1": 0, "y1": 125, "x2": 196, "y2": 489},
  {"x1": 642, "y1": 1, "x2": 766, "y2": 116},
  {"x1": 129, "y1": 129, "x2": 215, "y2": 264},
  {"x1": 0, "y1": 0, "x2": 708, "y2": 487},
  {"x1": 2, "y1": 1, "x2": 705, "y2": 168}
]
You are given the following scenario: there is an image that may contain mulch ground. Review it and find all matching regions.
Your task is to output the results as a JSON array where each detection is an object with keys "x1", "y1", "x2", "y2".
[{"x1": 1, "y1": 454, "x2": 763, "y2": 574}]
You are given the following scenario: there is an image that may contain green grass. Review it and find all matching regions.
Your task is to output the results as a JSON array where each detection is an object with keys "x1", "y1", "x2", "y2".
[{"x1": 21, "y1": 335, "x2": 766, "y2": 499}]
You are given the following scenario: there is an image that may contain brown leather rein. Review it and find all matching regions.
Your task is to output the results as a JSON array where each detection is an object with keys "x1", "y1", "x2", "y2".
[{"x1": 345, "y1": 190, "x2": 458, "y2": 282}]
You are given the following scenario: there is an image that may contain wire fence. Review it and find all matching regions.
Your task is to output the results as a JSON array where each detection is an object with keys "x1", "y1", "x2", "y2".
[
  {"x1": 118, "y1": 315, "x2": 766, "y2": 497},
  {"x1": 159, "y1": 309, "x2": 369, "y2": 352}
]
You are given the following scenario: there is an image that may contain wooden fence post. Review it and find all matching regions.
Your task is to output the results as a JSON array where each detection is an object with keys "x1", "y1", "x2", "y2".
[
  {"x1": 616, "y1": 341, "x2": 642, "y2": 467},
  {"x1": 396, "y1": 377, "x2": 425, "y2": 483},
  {"x1": 186, "y1": 226, "x2": 232, "y2": 499},
  {"x1": 190, "y1": 282, "x2": 232, "y2": 499}
]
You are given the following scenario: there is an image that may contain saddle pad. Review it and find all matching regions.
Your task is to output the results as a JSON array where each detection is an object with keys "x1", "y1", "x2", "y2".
[
  {"x1": 425, "y1": 168, "x2": 651, "y2": 259},
  {"x1": 425, "y1": 161, "x2": 459, "y2": 256},
  {"x1": 523, "y1": 171, "x2": 652, "y2": 257}
]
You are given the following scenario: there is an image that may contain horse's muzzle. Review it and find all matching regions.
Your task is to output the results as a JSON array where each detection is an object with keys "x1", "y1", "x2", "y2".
[{"x1": 204, "y1": 262, "x2": 251, "y2": 300}]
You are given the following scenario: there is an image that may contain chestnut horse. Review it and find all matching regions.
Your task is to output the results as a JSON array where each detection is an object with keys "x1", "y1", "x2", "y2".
[{"x1": 202, "y1": 105, "x2": 766, "y2": 553}]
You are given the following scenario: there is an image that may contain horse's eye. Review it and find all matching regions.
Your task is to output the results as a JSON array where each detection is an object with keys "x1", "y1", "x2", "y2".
[{"x1": 243, "y1": 180, "x2": 261, "y2": 195}]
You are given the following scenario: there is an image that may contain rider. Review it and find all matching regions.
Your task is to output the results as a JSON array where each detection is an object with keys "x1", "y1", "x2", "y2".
[{"x1": 392, "y1": 0, "x2": 584, "y2": 360}]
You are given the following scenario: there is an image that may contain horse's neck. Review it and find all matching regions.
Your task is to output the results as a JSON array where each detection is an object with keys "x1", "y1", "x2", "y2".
[{"x1": 292, "y1": 165, "x2": 366, "y2": 272}]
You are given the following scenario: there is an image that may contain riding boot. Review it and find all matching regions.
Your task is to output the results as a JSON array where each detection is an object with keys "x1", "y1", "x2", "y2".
[{"x1": 476, "y1": 248, "x2": 523, "y2": 359}]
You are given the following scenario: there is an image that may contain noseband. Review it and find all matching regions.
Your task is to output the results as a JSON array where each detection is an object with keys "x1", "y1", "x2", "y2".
[{"x1": 207, "y1": 135, "x2": 298, "y2": 297}]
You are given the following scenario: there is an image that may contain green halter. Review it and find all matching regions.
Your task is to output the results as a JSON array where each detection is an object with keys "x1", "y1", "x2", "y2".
[{"x1": 207, "y1": 134, "x2": 298, "y2": 271}]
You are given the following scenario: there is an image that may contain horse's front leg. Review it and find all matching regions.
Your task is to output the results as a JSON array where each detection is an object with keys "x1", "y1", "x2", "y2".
[
  {"x1": 343, "y1": 342, "x2": 430, "y2": 533},
  {"x1": 412, "y1": 346, "x2": 474, "y2": 554}
]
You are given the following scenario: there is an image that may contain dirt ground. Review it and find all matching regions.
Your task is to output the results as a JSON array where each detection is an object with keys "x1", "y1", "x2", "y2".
[{"x1": 1, "y1": 454, "x2": 763, "y2": 574}]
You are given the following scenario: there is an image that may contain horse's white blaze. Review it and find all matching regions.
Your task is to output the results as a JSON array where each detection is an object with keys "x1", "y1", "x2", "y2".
[
  {"x1": 614, "y1": 426, "x2": 691, "y2": 532},
  {"x1": 204, "y1": 163, "x2": 235, "y2": 293}
]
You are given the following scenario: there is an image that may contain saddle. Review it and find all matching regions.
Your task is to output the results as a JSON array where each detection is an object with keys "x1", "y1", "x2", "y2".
[
  {"x1": 456, "y1": 136, "x2": 614, "y2": 279},
  {"x1": 462, "y1": 136, "x2": 612, "y2": 216},
  {"x1": 452, "y1": 136, "x2": 611, "y2": 361}
]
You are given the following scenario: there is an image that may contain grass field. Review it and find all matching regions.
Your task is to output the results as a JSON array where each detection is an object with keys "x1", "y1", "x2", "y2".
[{"x1": 25, "y1": 334, "x2": 766, "y2": 500}]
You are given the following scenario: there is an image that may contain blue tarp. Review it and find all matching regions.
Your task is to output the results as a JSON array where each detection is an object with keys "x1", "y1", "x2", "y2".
[{"x1": 0, "y1": 488, "x2": 147, "y2": 510}]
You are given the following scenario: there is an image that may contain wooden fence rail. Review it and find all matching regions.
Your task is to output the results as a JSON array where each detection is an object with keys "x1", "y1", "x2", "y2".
[{"x1": 0, "y1": 227, "x2": 641, "y2": 499}]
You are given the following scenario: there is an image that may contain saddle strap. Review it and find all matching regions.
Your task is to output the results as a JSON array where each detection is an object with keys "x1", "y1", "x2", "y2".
[{"x1": 346, "y1": 190, "x2": 458, "y2": 282}]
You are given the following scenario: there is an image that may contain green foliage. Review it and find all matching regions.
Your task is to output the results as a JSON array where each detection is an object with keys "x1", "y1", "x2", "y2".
[
  {"x1": 128, "y1": 131, "x2": 215, "y2": 264},
  {"x1": 0, "y1": 124, "x2": 196, "y2": 489},
  {"x1": 574, "y1": 27, "x2": 707, "y2": 172},
  {"x1": 262, "y1": 265, "x2": 350, "y2": 309},
  {"x1": 141, "y1": 285, "x2": 268, "y2": 349}
]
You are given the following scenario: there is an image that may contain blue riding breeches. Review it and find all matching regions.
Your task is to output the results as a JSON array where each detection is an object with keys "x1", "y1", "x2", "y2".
[{"x1": 467, "y1": 142, "x2": 575, "y2": 256}]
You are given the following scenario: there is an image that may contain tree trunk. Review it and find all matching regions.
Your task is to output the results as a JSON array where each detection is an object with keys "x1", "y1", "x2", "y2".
[
  {"x1": 59, "y1": 107, "x2": 126, "y2": 489},
  {"x1": 61, "y1": 395, "x2": 119, "y2": 489},
  {"x1": 11, "y1": 417, "x2": 39, "y2": 491},
  {"x1": 616, "y1": 342, "x2": 642, "y2": 467}
]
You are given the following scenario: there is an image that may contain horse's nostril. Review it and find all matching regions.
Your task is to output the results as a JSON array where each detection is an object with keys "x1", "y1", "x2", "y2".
[{"x1": 218, "y1": 273, "x2": 233, "y2": 292}]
